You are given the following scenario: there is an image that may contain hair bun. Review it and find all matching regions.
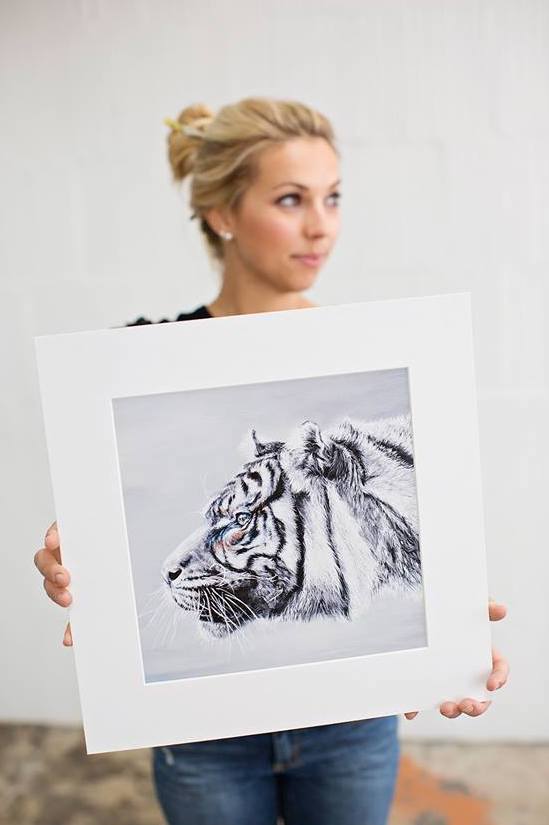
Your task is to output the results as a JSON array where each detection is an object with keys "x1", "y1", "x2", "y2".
[{"x1": 165, "y1": 103, "x2": 215, "y2": 181}]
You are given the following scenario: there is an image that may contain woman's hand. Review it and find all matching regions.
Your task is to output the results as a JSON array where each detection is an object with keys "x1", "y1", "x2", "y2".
[
  {"x1": 404, "y1": 598, "x2": 509, "y2": 720},
  {"x1": 33, "y1": 521, "x2": 73, "y2": 646}
]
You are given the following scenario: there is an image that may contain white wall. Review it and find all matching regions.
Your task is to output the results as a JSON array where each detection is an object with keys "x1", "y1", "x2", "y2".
[{"x1": 1, "y1": 0, "x2": 547, "y2": 741}]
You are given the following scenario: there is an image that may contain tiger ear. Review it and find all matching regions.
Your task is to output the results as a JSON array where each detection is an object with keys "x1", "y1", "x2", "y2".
[
  {"x1": 250, "y1": 429, "x2": 285, "y2": 458},
  {"x1": 280, "y1": 419, "x2": 336, "y2": 485},
  {"x1": 299, "y1": 420, "x2": 333, "y2": 474}
]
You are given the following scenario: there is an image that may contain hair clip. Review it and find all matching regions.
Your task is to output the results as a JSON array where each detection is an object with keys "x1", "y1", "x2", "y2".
[
  {"x1": 163, "y1": 117, "x2": 184, "y2": 133},
  {"x1": 164, "y1": 115, "x2": 212, "y2": 138}
]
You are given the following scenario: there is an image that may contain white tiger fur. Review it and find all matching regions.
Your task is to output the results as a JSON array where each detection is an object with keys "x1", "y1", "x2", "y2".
[{"x1": 161, "y1": 413, "x2": 422, "y2": 638}]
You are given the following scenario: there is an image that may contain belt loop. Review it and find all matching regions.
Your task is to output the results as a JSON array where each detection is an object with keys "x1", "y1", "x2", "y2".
[{"x1": 162, "y1": 746, "x2": 175, "y2": 766}]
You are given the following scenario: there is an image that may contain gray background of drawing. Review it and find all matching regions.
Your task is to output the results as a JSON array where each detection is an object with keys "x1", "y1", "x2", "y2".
[{"x1": 112, "y1": 366, "x2": 427, "y2": 683}]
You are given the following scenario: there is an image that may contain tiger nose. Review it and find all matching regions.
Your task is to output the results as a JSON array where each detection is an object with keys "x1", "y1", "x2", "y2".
[{"x1": 168, "y1": 567, "x2": 182, "y2": 582}]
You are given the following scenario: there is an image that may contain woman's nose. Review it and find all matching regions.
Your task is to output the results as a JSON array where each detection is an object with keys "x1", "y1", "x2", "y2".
[{"x1": 304, "y1": 208, "x2": 329, "y2": 237}]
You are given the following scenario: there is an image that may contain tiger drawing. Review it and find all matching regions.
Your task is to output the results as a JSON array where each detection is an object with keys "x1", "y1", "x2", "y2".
[{"x1": 161, "y1": 413, "x2": 422, "y2": 638}]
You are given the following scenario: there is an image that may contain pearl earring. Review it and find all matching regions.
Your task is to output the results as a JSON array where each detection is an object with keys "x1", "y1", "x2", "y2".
[{"x1": 219, "y1": 230, "x2": 233, "y2": 241}]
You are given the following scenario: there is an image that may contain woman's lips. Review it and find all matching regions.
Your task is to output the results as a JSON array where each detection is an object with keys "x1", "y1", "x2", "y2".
[{"x1": 292, "y1": 254, "x2": 326, "y2": 267}]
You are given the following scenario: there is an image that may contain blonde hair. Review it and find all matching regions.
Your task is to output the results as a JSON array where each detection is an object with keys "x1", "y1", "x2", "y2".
[{"x1": 164, "y1": 97, "x2": 339, "y2": 265}]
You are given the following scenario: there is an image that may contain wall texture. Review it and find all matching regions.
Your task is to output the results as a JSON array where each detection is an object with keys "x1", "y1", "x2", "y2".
[{"x1": 1, "y1": 0, "x2": 547, "y2": 741}]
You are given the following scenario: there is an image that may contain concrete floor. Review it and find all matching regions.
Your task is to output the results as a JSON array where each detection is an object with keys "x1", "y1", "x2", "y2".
[{"x1": 0, "y1": 724, "x2": 547, "y2": 825}]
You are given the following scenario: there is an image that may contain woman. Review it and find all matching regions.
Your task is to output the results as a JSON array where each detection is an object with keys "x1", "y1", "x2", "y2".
[{"x1": 34, "y1": 97, "x2": 509, "y2": 825}]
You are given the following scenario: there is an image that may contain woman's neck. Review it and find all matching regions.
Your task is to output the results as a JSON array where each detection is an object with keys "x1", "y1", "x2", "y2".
[
  {"x1": 206, "y1": 294, "x2": 316, "y2": 318},
  {"x1": 205, "y1": 258, "x2": 319, "y2": 318},
  {"x1": 206, "y1": 292, "x2": 317, "y2": 318}
]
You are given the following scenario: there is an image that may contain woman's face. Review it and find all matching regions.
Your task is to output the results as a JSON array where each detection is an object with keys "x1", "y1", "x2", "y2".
[{"x1": 212, "y1": 137, "x2": 341, "y2": 291}]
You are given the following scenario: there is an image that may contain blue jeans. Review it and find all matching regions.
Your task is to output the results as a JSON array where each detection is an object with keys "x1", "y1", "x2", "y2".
[{"x1": 152, "y1": 715, "x2": 400, "y2": 825}]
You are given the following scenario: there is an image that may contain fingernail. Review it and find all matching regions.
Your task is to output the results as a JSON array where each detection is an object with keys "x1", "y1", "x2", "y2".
[
  {"x1": 55, "y1": 573, "x2": 65, "y2": 585},
  {"x1": 463, "y1": 703, "x2": 474, "y2": 713}
]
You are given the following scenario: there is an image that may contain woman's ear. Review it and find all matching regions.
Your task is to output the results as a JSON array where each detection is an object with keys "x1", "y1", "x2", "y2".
[
  {"x1": 203, "y1": 205, "x2": 234, "y2": 237},
  {"x1": 202, "y1": 206, "x2": 221, "y2": 236}
]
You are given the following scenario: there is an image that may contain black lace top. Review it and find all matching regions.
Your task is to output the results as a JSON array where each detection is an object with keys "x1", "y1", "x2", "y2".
[{"x1": 126, "y1": 305, "x2": 212, "y2": 326}]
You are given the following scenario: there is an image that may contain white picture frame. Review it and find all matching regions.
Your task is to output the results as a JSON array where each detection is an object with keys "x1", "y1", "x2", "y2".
[{"x1": 34, "y1": 292, "x2": 492, "y2": 754}]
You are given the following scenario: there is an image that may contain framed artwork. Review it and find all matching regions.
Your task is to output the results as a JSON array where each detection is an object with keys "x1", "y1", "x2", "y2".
[{"x1": 35, "y1": 293, "x2": 492, "y2": 754}]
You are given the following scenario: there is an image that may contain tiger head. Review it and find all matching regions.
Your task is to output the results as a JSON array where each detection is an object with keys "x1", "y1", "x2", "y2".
[{"x1": 161, "y1": 418, "x2": 383, "y2": 638}]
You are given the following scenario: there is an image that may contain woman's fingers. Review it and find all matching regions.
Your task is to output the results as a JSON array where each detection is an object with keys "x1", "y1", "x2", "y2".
[
  {"x1": 44, "y1": 521, "x2": 61, "y2": 563},
  {"x1": 35, "y1": 521, "x2": 73, "y2": 647},
  {"x1": 34, "y1": 546, "x2": 70, "y2": 583},
  {"x1": 43, "y1": 577, "x2": 72, "y2": 607},
  {"x1": 411, "y1": 689, "x2": 498, "y2": 720},
  {"x1": 440, "y1": 698, "x2": 493, "y2": 718},
  {"x1": 63, "y1": 622, "x2": 73, "y2": 647},
  {"x1": 440, "y1": 702, "x2": 461, "y2": 718},
  {"x1": 404, "y1": 711, "x2": 419, "y2": 720},
  {"x1": 488, "y1": 598, "x2": 507, "y2": 621},
  {"x1": 414, "y1": 643, "x2": 508, "y2": 720},
  {"x1": 34, "y1": 521, "x2": 71, "y2": 595},
  {"x1": 486, "y1": 647, "x2": 509, "y2": 691},
  {"x1": 437, "y1": 601, "x2": 509, "y2": 717},
  {"x1": 457, "y1": 699, "x2": 492, "y2": 716},
  {"x1": 34, "y1": 547, "x2": 71, "y2": 588}
]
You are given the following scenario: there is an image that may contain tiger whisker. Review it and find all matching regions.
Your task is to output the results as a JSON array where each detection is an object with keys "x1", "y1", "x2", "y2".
[
  {"x1": 240, "y1": 571, "x2": 277, "y2": 583},
  {"x1": 212, "y1": 593, "x2": 251, "y2": 655},
  {"x1": 141, "y1": 589, "x2": 171, "y2": 635},
  {"x1": 149, "y1": 590, "x2": 175, "y2": 648},
  {"x1": 219, "y1": 594, "x2": 255, "y2": 654},
  {"x1": 210, "y1": 590, "x2": 240, "y2": 635},
  {"x1": 169, "y1": 598, "x2": 179, "y2": 646},
  {"x1": 140, "y1": 585, "x2": 167, "y2": 615},
  {"x1": 160, "y1": 591, "x2": 177, "y2": 648},
  {"x1": 222, "y1": 590, "x2": 259, "y2": 622},
  {"x1": 214, "y1": 591, "x2": 242, "y2": 627},
  {"x1": 203, "y1": 589, "x2": 215, "y2": 626},
  {"x1": 208, "y1": 589, "x2": 230, "y2": 626}
]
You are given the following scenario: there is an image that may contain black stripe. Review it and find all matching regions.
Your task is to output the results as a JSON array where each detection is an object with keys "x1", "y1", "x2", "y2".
[
  {"x1": 292, "y1": 490, "x2": 307, "y2": 591},
  {"x1": 268, "y1": 489, "x2": 309, "y2": 616},
  {"x1": 363, "y1": 493, "x2": 421, "y2": 587},
  {"x1": 244, "y1": 552, "x2": 279, "y2": 567},
  {"x1": 264, "y1": 461, "x2": 274, "y2": 482},
  {"x1": 367, "y1": 435, "x2": 414, "y2": 468},
  {"x1": 321, "y1": 483, "x2": 350, "y2": 617},
  {"x1": 332, "y1": 434, "x2": 365, "y2": 467},
  {"x1": 271, "y1": 508, "x2": 286, "y2": 552},
  {"x1": 261, "y1": 471, "x2": 286, "y2": 508}
]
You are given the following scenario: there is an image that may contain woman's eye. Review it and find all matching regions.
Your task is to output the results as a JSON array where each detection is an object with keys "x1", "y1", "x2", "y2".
[
  {"x1": 276, "y1": 192, "x2": 341, "y2": 207},
  {"x1": 277, "y1": 193, "x2": 300, "y2": 206}
]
